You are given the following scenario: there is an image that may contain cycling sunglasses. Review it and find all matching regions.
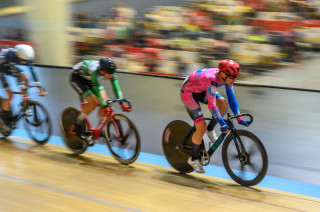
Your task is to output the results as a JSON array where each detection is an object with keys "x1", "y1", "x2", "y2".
[{"x1": 226, "y1": 74, "x2": 238, "y2": 79}]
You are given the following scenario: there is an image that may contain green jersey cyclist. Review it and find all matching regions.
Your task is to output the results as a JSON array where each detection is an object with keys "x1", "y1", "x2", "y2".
[{"x1": 69, "y1": 57, "x2": 131, "y2": 137}]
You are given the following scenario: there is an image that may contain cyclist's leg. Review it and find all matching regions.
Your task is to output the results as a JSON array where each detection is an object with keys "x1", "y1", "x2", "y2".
[
  {"x1": 181, "y1": 90, "x2": 206, "y2": 173},
  {"x1": 205, "y1": 92, "x2": 228, "y2": 131},
  {"x1": 0, "y1": 76, "x2": 14, "y2": 126},
  {"x1": 0, "y1": 75, "x2": 12, "y2": 111},
  {"x1": 70, "y1": 74, "x2": 99, "y2": 135},
  {"x1": 97, "y1": 88, "x2": 108, "y2": 117},
  {"x1": 96, "y1": 89, "x2": 109, "y2": 137}
]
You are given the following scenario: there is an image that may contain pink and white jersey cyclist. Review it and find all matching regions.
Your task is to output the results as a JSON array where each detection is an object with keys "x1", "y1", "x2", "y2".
[{"x1": 180, "y1": 59, "x2": 250, "y2": 174}]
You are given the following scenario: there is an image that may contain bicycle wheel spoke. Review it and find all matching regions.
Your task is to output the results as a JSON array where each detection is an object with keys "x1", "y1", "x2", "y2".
[
  {"x1": 239, "y1": 167, "x2": 245, "y2": 179},
  {"x1": 247, "y1": 161, "x2": 257, "y2": 172},
  {"x1": 231, "y1": 153, "x2": 239, "y2": 160},
  {"x1": 247, "y1": 143, "x2": 257, "y2": 156}
]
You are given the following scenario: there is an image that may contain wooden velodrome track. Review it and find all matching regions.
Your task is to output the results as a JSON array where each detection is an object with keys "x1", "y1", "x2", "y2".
[{"x1": 1, "y1": 136, "x2": 319, "y2": 212}]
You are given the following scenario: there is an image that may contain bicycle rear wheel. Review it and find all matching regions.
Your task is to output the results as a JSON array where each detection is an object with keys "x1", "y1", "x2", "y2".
[
  {"x1": 105, "y1": 114, "x2": 140, "y2": 165},
  {"x1": 59, "y1": 107, "x2": 87, "y2": 154},
  {"x1": 162, "y1": 120, "x2": 194, "y2": 174},
  {"x1": 24, "y1": 101, "x2": 52, "y2": 145},
  {"x1": 222, "y1": 130, "x2": 268, "y2": 187}
]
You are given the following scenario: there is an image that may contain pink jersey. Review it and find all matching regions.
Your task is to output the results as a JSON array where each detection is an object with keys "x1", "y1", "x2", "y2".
[
  {"x1": 181, "y1": 68, "x2": 240, "y2": 125},
  {"x1": 181, "y1": 68, "x2": 222, "y2": 115}
]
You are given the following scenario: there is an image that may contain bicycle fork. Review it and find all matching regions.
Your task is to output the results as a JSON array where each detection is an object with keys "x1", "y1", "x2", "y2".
[
  {"x1": 110, "y1": 117, "x2": 129, "y2": 144},
  {"x1": 231, "y1": 130, "x2": 250, "y2": 167}
]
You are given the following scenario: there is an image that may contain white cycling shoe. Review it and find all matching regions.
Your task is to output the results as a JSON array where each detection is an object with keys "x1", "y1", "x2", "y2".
[
  {"x1": 206, "y1": 130, "x2": 218, "y2": 143},
  {"x1": 188, "y1": 157, "x2": 205, "y2": 173}
]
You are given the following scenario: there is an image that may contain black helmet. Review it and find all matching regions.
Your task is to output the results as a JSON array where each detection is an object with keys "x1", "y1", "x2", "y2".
[{"x1": 99, "y1": 57, "x2": 116, "y2": 74}]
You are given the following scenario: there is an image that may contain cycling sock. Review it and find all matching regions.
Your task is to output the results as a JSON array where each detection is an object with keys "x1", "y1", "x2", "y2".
[
  {"x1": 191, "y1": 142, "x2": 201, "y2": 161},
  {"x1": 207, "y1": 119, "x2": 217, "y2": 131}
]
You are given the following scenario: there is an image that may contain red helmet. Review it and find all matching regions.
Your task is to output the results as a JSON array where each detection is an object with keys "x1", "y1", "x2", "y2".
[{"x1": 218, "y1": 59, "x2": 240, "y2": 77}]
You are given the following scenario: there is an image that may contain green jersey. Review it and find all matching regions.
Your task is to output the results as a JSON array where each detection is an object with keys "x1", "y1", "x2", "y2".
[{"x1": 73, "y1": 60, "x2": 123, "y2": 107}]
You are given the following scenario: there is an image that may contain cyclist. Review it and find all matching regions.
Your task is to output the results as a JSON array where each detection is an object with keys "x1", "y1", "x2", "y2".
[
  {"x1": 69, "y1": 57, "x2": 131, "y2": 137},
  {"x1": 0, "y1": 44, "x2": 47, "y2": 131},
  {"x1": 180, "y1": 59, "x2": 250, "y2": 173}
]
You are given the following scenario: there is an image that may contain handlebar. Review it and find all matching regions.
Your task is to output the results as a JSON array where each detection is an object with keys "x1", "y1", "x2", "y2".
[
  {"x1": 227, "y1": 113, "x2": 253, "y2": 125},
  {"x1": 12, "y1": 84, "x2": 44, "y2": 95},
  {"x1": 106, "y1": 99, "x2": 132, "y2": 107},
  {"x1": 204, "y1": 113, "x2": 253, "y2": 125}
]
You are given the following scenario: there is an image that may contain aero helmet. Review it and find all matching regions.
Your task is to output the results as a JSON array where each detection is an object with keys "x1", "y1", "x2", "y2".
[
  {"x1": 218, "y1": 59, "x2": 240, "y2": 77},
  {"x1": 14, "y1": 44, "x2": 35, "y2": 61},
  {"x1": 99, "y1": 57, "x2": 116, "y2": 74}
]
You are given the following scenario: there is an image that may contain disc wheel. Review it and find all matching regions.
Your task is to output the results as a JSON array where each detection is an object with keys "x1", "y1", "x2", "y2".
[{"x1": 60, "y1": 107, "x2": 87, "y2": 155}]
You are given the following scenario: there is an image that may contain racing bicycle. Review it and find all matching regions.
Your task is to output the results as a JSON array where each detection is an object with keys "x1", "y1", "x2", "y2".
[
  {"x1": 60, "y1": 98, "x2": 141, "y2": 165},
  {"x1": 0, "y1": 85, "x2": 52, "y2": 144},
  {"x1": 162, "y1": 113, "x2": 268, "y2": 187}
]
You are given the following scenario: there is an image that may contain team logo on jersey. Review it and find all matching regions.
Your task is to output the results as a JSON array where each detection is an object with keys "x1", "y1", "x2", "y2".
[{"x1": 211, "y1": 81, "x2": 217, "y2": 87}]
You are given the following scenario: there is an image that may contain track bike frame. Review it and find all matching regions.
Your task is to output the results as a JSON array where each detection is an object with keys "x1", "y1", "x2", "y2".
[
  {"x1": 3, "y1": 85, "x2": 44, "y2": 126},
  {"x1": 177, "y1": 113, "x2": 253, "y2": 163},
  {"x1": 80, "y1": 99, "x2": 130, "y2": 141}
]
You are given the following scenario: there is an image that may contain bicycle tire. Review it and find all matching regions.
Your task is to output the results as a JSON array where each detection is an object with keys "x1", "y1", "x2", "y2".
[
  {"x1": 162, "y1": 120, "x2": 194, "y2": 174},
  {"x1": 59, "y1": 107, "x2": 88, "y2": 155},
  {"x1": 24, "y1": 101, "x2": 52, "y2": 145},
  {"x1": 222, "y1": 129, "x2": 268, "y2": 187},
  {"x1": 105, "y1": 114, "x2": 140, "y2": 165}
]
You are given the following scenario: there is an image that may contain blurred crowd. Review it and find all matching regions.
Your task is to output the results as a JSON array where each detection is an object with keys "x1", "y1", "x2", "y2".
[
  {"x1": 69, "y1": 0, "x2": 320, "y2": 76},
  {"x1": 0, "y1": 27, "x2": 26, "y2": 42},
  {"x1": 1, "y1": 0, "x2": 320, "y2": 77}
]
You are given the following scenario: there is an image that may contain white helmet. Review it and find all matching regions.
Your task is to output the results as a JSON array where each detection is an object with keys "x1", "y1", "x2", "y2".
[{"x1": 14, "y1": 44, "x2": 35, "y2": 60}]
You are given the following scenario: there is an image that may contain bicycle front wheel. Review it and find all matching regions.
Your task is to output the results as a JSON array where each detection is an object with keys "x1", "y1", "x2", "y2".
[
  {"x1": 222, "y1": 130, "x2": 268, "y2": 187},
  {"x1": 24, "y1": 101, "x2": 52, "y2": 145},
  {"x1": 105, "y1": 114, "x2": 140, "y2": 165}
]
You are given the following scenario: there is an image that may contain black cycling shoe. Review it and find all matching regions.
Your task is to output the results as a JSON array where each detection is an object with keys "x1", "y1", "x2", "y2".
[{"x1": 0, "y1": 117, "x2": 13, "y2": 136}]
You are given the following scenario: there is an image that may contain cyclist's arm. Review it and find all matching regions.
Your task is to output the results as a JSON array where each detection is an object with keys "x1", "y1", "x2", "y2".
[
  {"x1": 110, "y1": 72, "x2": 123, "y2": 99},
  {"x1": 206, "y1": 85, "x2": 227, "y2": 127},
  {"x1": 12, "y1": 66, "x2": 29, "y2": 87},
  {"x1": 28, "y1": 64, "x2": 40, "y2": 83},
  {"x1": 225, "y1": 85, "x2": 240, "y2": 115},
  {"x1": 225, "y1": 84, "x2": 245, "y2": 122},
  {"x1": 28, "y1": 64, "x2": 46, "y2": 93}
]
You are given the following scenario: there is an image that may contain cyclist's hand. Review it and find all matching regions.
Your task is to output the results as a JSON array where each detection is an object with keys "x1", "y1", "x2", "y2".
[
  {"x1": 121, "y1": 104, "x2": 132, "y2": 112},
  {"x1": 220, "y1": 125, "x2": 230, "y2": 133},
  {"x1": 38, "y1": 90, "x2": 47, "y2": 96},
  {"x1": 238, "y1": 119, "x2": 250, "y2": 127}
]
